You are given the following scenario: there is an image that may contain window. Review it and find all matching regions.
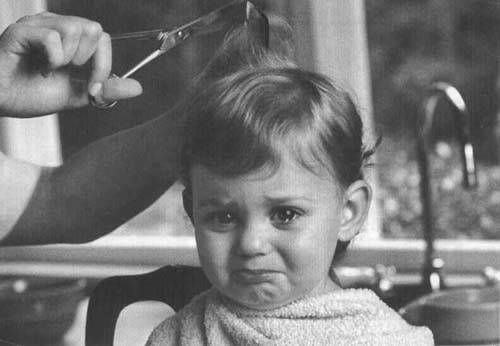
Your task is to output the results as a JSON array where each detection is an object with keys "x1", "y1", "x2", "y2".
[
  {"x1": 366, "y1": 0, "x2": 500, "y2": 241},
  {"x1": 1, "y1": 0, "x2": 499, "y2": 278}
]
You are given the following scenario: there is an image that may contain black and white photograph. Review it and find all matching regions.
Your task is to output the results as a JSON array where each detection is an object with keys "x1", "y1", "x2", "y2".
[{"x1": 0, "y1": 1, "x2": 499, "y2": 345}]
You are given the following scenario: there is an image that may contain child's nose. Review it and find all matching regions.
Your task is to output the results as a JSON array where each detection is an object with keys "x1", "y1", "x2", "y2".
[{"x1": 235, "y1": 220, "x2": 271, "y2": 257}]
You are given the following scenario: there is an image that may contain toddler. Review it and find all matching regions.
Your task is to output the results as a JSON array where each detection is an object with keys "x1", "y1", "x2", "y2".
[{"x1": 147, "y1": 28, "x2": 433, "y2": 346}]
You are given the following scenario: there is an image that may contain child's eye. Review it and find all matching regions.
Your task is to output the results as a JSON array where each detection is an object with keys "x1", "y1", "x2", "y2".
[
  {"x1": 208, "y1": 211, "x2": 237, "y2": 226},
  {"x1": 271, "y1": 207, "x2": 302, "y2": 225}
]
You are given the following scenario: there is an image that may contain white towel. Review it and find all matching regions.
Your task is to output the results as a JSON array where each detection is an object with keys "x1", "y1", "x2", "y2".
[{"x1": 146, "y1": 287, "x2": 433, "y2": 345}]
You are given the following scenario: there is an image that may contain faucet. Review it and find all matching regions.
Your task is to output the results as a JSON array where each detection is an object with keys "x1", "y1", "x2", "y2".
[{"x1": 417, "y1": 82, "x2": 478, "y2": 293}]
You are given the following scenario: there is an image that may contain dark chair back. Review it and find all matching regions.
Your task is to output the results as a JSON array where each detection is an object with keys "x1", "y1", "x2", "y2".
[{"x1": 85, "y1": 265, "x2": 211, "y2": 346}]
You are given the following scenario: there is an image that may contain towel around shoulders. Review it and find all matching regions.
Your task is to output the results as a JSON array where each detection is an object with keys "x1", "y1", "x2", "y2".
[{"x1": 146, "y1": 287, "x2": 434, "y2": 346}]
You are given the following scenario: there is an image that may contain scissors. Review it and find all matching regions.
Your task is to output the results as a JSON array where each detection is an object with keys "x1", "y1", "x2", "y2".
[{"x1": 91, "y1": 0, "x2": 268, "y2": 108}]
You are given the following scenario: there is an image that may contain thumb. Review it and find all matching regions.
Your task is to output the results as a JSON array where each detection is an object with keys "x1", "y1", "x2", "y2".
[{"x1": 89, "y1": 77, "x2": 143, "y2": 105}]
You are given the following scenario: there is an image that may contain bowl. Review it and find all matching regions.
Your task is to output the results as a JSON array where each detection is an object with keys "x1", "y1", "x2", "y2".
[
  {"x1": 400, "y1": 286, "x2": 500, "y2": 345},
  {"x1": 0, "y1": 276, "x2": 86, "y2": 345}
]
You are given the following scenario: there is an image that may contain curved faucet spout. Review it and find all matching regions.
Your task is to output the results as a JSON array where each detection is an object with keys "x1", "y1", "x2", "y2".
[
  {"x1": 420, "y1": 82, "x2": 477, "y2": 188},
  {"x1": 417, "y1": 82, "x2": 478, "y2": 293}
]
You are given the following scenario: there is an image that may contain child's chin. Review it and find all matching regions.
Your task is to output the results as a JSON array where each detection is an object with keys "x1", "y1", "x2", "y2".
[
  {"x1": 225, "y1": 290, "x2": 293, "y2": 310},
  {"x1": 235, "y1": 299, "x2": 285, "y2": 310}
]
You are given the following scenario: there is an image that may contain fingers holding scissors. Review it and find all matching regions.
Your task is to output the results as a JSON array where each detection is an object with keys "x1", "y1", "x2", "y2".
[
  {"x1": 0, "y1": 12, "x2": 143, "y2": 115},
  {"x1": 89, "y1": 76, "x2": 142, "y2": 109},
  {"x1": 18, "y1": 12, "x2": 143, "y2": 109},
  {"x1": 88, "y1": 29, "x2": 142, "y2": 109}
]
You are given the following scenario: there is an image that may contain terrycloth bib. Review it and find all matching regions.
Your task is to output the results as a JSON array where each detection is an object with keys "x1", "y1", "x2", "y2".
[{"x1": 146, "y1": 288, "x2": 433, "y2": 346}]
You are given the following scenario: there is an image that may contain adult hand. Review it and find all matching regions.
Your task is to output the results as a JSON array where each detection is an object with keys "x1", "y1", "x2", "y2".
[{"x1": 0, "y1": 12, "x2": 142, "y2": 118}]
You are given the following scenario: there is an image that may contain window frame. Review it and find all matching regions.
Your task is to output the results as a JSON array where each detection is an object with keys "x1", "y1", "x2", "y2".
[{"x1": 1, "y1": 231, "x2": 498, "y2": 281}]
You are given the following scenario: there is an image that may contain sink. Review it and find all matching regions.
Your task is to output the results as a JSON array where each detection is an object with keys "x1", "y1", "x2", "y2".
[
  {"x1": 400, "y1": 286, "x2": 500, "y2": 345},
  {"x1": 336, "y1": 266, "x2": 500, "y2": 344},
  {"x1": 0, "y1": 276, "x2": 86, "y2": 345}
]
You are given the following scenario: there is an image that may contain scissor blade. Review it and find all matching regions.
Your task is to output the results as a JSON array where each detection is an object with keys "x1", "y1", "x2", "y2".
[
  {"x1": 159, "y1": 0, "x2": 247, "y2": 51},
  {"x1": 111, "y1": 29, "x2": 165, "y2": 41},
  {"x1": 110, "y1": 1, "x2": 245, "y2": 43},
  {"x1": 111, "y1": 1, "x2": 270, "y2": 80},
  {"x1": 245, "y1": 1, "x2": 269, "y2": 47}
]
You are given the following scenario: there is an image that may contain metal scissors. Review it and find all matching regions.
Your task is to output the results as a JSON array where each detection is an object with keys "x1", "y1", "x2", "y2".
[{"x1": 91, "y1": 0, "x2": 268, "y2": 108}]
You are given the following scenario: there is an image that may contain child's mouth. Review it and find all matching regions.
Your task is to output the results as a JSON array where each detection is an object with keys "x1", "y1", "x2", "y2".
[{"x1": 231, "y1": 269, "x2": 277, "y2": 284}]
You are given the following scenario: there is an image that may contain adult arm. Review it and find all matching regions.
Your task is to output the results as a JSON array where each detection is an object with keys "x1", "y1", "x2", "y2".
[
  {"x1": 1, "y1": 109, "x2": 183, "y2": 245},
  {"x1": 0, "y1": 13, "x2": 182, "y2": 245}
]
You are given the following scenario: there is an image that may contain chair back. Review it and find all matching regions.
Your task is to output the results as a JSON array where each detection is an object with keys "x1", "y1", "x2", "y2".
[{"x1": 85, "y1": 265, "x2": 211, "y2": 346}]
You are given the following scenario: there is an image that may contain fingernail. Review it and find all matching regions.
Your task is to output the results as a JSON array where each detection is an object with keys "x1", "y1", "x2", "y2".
[{"x1": 89, "y1": 82, "x2": 103, "y2": 97}]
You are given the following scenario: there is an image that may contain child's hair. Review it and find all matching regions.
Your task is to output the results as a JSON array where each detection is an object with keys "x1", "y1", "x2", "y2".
[{"x1": 180, "y1": 24, "x2": 375, "y2": 260}]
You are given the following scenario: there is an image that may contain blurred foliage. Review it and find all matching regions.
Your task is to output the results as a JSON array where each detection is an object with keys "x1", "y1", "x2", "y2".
[
  {"x1": 367, "y1": 0, "x2": 500, "y2": 239},
  {"x1": 366, "y1": 0, "x2": 500, "y2": 163},
  {"x1": 378, "y1": 138, "x2": 500, "y2": 239}
]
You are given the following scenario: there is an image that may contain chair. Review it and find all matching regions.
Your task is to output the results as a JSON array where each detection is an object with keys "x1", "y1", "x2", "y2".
[{"x1": 85, "y1": 265, "x2": 211, "y2": 346}]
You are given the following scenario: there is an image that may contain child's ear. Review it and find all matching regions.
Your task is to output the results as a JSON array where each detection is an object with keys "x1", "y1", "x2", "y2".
[
  {"x1": 182, "y1": 187, "x2": 194, "y2": 222},
  {"x1": 338, "y1": 180, "x2": 372, "y2": 242}
]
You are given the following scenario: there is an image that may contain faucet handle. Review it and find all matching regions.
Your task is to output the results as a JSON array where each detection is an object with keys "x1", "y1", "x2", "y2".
[
  {"x1": 374, "y1": 264, "x2": 396, "y2": 298},
  {"x1": 462, "y1": 142, "x2": 478, "y2": 188},
  {"x1": 422, "y1": 257, "x2": 445, "y2": 292},
  {"x1": 482, "y1": 266, "x2": 500, "y2": 286}
]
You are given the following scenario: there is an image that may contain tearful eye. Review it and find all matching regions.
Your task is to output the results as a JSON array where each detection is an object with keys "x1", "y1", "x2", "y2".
[
  {"x1": 271, "y1": 207, "x2": 301, "y2": 225},
  {"x1": 213, "y1": 211, "x2": 236, "y2": 225},
  {"x1": 200, "y1": 209, "x2": 238, "y2": 232}
]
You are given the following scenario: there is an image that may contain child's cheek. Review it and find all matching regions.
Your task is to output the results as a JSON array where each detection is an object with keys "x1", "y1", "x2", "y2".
[{"x1": 195, "y1": 229, "x2": 231, "y2": 275}]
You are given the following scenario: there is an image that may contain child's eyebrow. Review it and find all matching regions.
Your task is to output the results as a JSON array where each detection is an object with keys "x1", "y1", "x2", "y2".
[
  {"x1": 263, "y1": 195, "x2": 313, "y2": 204},
  {"x1": 197, "y1": 198, "x2": 235, "y2": 209}
]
